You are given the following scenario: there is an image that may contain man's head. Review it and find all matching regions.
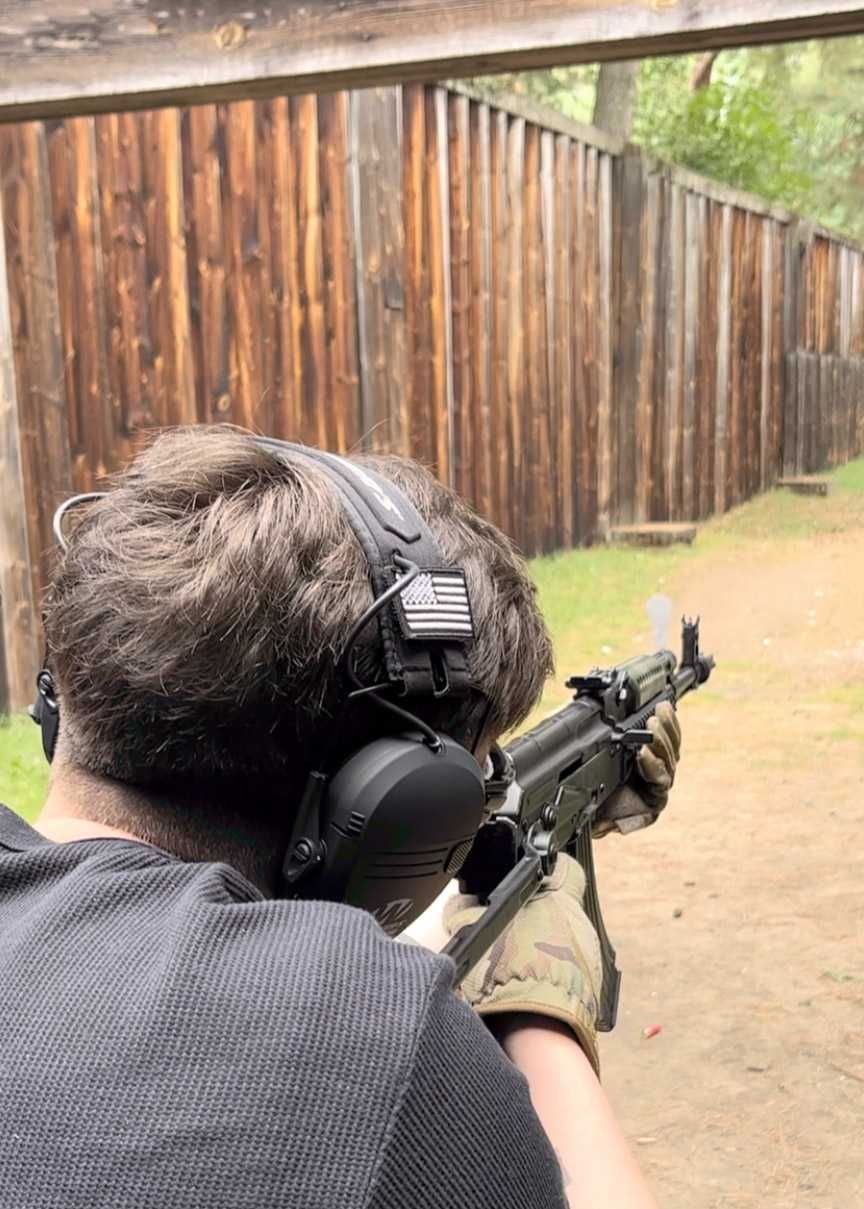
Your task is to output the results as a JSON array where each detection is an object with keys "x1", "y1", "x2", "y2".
[{"x1": 44, "y1": 428, "x2": 552, "y2": 847}]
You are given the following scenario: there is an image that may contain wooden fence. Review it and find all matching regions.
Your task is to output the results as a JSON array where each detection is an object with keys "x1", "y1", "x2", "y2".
[{"x1": 2, "y1": 84, "x2": 864, "y2": 709}]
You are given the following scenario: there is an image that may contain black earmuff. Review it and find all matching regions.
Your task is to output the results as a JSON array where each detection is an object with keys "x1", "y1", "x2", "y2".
[
  {"x1": 30, "y1": 669, "x2": 60, "y2": 763},
  {"x1": 292, "y1": 734, "x2": 486, "y2": 935}
]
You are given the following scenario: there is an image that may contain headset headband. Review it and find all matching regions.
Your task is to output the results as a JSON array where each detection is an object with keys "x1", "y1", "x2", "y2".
[{"x1": 51, "y1": 438, "x2": 477, "y2": 704}]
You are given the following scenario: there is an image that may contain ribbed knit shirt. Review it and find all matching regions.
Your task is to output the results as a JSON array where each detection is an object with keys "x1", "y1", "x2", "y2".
[{"x1": 0, "y1": 804, "x2": 565, "y2": 1209}]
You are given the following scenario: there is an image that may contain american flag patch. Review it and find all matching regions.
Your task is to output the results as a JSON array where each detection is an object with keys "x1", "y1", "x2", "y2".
[{"x1": 397, "y1": 571, "x2": 474, "y2": 640}]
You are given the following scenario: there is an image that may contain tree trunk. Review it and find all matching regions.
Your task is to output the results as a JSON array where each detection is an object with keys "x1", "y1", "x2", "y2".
[
  {"x1": 688, "y1": 51, "x2": 720, "y2": 92},
  {"x1": 592, "y1": 60, "x2": 639, "y2": 139}
]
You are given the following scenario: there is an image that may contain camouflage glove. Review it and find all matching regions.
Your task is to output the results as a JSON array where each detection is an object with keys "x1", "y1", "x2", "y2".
[
  {"x1": 443, "y1": 854, "x2": 602, "y2": 1074},
  {"x1": 593, "y1": 701, "x2": 682, "y2": 837}
]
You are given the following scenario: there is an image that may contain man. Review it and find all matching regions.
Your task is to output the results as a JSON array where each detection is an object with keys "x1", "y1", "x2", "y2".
[{"x1": 0, "y1": 427, "x2": 679, "y2": 1208}]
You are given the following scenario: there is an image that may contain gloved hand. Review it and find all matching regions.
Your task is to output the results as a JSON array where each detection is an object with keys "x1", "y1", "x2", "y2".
[
  {"x1": 443, "y1": 854, "x2": 602, "y2": 1074},
  {"x1": 592, "y1": 701, "x2": 682, "y2": 838}
]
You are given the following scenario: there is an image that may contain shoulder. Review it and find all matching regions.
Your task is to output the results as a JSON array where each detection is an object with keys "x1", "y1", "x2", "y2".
[{"x1": 365, "y1": 971, "x2": 566, "y2": 1209}]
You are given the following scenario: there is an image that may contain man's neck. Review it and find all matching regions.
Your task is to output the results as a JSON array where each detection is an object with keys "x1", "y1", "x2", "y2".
[{"x1": 36, "y1": 764, "x2": 285, "y2": 896}]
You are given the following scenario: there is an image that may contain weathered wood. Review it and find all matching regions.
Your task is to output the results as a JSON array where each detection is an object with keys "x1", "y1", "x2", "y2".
[
  {"x1": 540, "y1": 129, "x2": 557, "y2": 549},
  {"x1": 469, "y1": 101, "x2": 493, "y2": 522},
  {"x1": 714, "y1": 204, "x2": 732, "y2": 514},
  {"x1": 523, "y1": 122, "x2": 545, "y2": 556},
  {"x1": 488, "y1": 107, "x2": 509, "y2": 535},
  {"x1": 448, "y1": 92, "x2": 473, "y2": 500},
  {"x1": 664, "y1": 183, "x2": 685, "y2": 521},
  {"x1": 682, "y1": 192, "x2": 702, "y2": 520},
  {"x1": 184, "y1": 104, "x2": 228, "y2": 425},
  {"x1": 350, "y1": 88, "x2": 405, "y2": 453},
  {"x1": 611, "y1": 522, "x2": 698, "y2": 547},
  {"x1": 142, "y1": 107, "x2": 196, "y2": 429},
  {"x1": 505, "y1": 116, "x2": 526, "y2": 550},
  {"x1": 615, "y1": 148, "x2": 642, "y2": 526},
  {"x1": 427, "y1": 87, "x2": 454, "y2": 485},
  {"x1": 0, "y1": 185, "x2": 40, "y2": 709},
  {"x1": 553, "y1": 134, "x2": 574, "y2": 549},
  {"x1": 5, "y1": 2, "x2": 864, "y2": 122},
  {"x1": 292, "y1": 94, "x2": 329, "y2": 447},
  {"x1": 318, "y1": 91, "x2": 360, "y2": 454},
  {"x1": 777, "y1": 476, "x2": 830, "y2": 496},
  {"x1": 0, "y1": 121, "x2": 72, "y2": 610},
  {"x1": 595, "y1": 151, "x2": 613, "y2": 541}
]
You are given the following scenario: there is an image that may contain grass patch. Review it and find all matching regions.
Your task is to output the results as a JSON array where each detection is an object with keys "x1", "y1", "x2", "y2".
[
  {"x1": 833, "y1": 457, "x2": 864, "y2": 493},
  {"x1": 0, "y1": 715, "x2": 49, "y2": 822}
]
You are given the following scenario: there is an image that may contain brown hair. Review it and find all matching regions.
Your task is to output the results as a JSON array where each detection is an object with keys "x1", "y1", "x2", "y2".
[{"x1": 46, "y1": 427, "x2": 552, "y2": 807}]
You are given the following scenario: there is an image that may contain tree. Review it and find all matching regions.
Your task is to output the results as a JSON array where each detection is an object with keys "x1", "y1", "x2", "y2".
[{"x1": 592, "y1": 60, "x2": 639, "y2": 138}]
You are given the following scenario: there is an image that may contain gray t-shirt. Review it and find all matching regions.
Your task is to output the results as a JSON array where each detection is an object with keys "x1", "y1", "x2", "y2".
[{"x1": 0, "y1": 805, "x2": 565, "y2": 1208}]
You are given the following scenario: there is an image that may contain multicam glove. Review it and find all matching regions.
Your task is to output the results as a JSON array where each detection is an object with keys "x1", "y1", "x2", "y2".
[
  {"x1": 443, "y1": 853, "x2": 603, "y2": 1074},
  {"x1": 593, "y1": 701, "x2": 682, "y2": 838}
]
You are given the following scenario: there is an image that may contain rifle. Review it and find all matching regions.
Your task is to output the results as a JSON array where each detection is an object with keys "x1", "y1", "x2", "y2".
[{"x1": 442, "y1": 617, "x2": 715, "y2": 1031}]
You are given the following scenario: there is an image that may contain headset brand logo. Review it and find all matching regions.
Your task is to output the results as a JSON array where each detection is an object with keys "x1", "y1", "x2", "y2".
[
  {"x1": 372, "y1": 897, "x2": 415, "y2": 935},
  {"x1": 340, "y1": 461, "x2": 405, "y2": 521}
]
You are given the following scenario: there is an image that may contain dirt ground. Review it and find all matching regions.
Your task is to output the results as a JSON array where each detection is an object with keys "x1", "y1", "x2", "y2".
[{"x1": 597, "y1": 507, "x2": 864, "y2": 1206}]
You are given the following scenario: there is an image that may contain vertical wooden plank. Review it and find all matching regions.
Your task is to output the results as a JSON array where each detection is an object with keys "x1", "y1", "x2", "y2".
[
  {"x1": 269, "y1": 96, "x2": 303, "y2": 441},
  {"x1": 540, "y1": 129, "x2": 557, "y2": 550},
  {"x1": 54, "y1": 117, "x2": 114, "y2": 482},
  {"x1": 429, "y1": 86, "x2": 454, "y2": 485},
  {"x1": 184, "y1": 104, "x2": 228, "y2": 423},
  {"x1": 448, "y1": 91, "x2": 473, "y2": 499},
  {"x1": 782, "y1": 220, "x2": 802, "y2": 474},
  {"x1": 664, "y1": 183, "x2": 684, "y2": 520},
  {"x1": 469, "y1": 101, "x2": 493, "y2": 523},
  {"x1": 141, "y1": 107, "x2": 196, "y2": 430},
  {"x1": 402, "y1": 83, "x2": 435, "y2": 467},
  {"x1": 554, "y1": 134, "x2": 573, "y2": 548},
  {"x1": 0, "y1": 185, "x2": 40, "y2": 709},
  {"x1": 615, "y1": 149, "x2": 642, "y2": 526},
  {"x1": 505, "y1": 116, "x2": 525, "y2": 549},
  {"x1": 350, "y1": 87, "x2": 405, "y2": 453},
  {"x1": 489, "y1": 108, "x2": 509, "y2": 536},
  {"x1": 649, "y1": 174, "x2": 669, "y2": 521},
  {"x1": 763, "y1": 217, "x2": 778, "y2": 486},
  {"x1": 727, "y1": 209, "x2": 744, "y2": 505},
  {"x1": 571, "y1": 140, "x2": 588, "y2": 542},
  {"x1": 581, "y1": 145, "x2": 598, "y2": 539},
  {"x1": 0, "y1": 121, "x2": 72, "y2": 611},
  {"x1": 522, "y1": 123, "x2": 540, "y2": 555},
  {"x1": 292, "y1": 94, "x2": 330, "y2": 447},
  {"x1": 714, "y1": 203, "x2": 732, "y2": 514},
  {"x1": 318, "y1": 91, "x2": 361, "y2": 454},
  {"x1": 682, "y1": 192, "x2": 700, "y2": 520},
  {"x1": 635, "y1": 168, "x2": 659, "y2": 522},
  {"x1": 99, "y1": 112, "x2": 157, "y2": 439},
  {"x1": 596, "y1": 151, "x2": 613, "y2": 541}
]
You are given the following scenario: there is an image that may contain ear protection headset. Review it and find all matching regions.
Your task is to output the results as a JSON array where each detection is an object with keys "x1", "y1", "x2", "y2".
[{"x1": 32, "y1": 440, "x2": 492, "y2": 934}]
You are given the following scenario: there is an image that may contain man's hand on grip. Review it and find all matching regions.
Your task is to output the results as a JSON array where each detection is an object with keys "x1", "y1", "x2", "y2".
[
  {"x1": 593, "y1": 701, "x2": 682, "y2": 838},
  {"x1": 443, "y1": 853, "x2": 602, "y2": 1074}
]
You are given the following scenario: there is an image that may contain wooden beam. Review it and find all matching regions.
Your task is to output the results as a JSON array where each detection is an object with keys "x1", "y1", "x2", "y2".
[
  {"x1": 0, "y1": 186, "x2": 40, "y2": 712},
  {"x1": 3, "y1": 3, "x2": 864, "y2": 123}
]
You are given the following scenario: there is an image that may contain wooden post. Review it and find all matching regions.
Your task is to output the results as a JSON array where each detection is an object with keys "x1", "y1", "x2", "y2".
[{"x1": 0, "y1": 186, "x2": 39, "y2": 711}]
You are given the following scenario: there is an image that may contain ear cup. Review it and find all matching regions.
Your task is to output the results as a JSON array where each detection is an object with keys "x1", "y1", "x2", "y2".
[
  {"x1": 30, "y1": 670, "x2": 60, "y2": 764},
  {"x1": 308, "y1": 735, "x2": 485, "y2": 936}
]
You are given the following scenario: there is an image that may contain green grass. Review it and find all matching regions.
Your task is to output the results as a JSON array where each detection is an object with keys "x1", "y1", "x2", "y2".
[
  {"x1": 0, "y1": 715, "x2": 49, "y2": 822},
  {"x1": 3, "y1": 455, "x2": 864, "y2": 818}
]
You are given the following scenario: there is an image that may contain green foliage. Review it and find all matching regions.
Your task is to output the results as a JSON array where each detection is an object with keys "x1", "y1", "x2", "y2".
[
  {"x1": 633, "y1": 53, "x2": 815, "y2": 208},
  {"x1": 472, "y1": 37, "x2": 864, "y2": 242}
]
